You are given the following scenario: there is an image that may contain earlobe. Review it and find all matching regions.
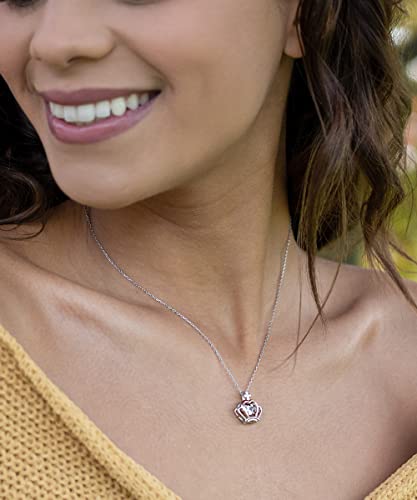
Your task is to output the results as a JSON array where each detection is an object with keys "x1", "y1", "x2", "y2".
[
  {"x1": 283, "y1": 3, "x2": 304, "y2": 59},
  {"x1": 284, "y1": 26, "x2": 304, "y2": 59}
]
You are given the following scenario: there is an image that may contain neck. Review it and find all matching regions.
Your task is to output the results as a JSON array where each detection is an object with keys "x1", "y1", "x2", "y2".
[
  {"x1": 69, "y1": 120, "x2": 306, "y2": 360},
  {"x1": 81, "y1": 196, "x2": 299, "y2": 356}
]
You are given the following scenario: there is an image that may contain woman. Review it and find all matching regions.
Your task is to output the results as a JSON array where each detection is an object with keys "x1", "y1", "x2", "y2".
[{"x1": 0, "y1": 0, "x2": 416, "y2": 498}]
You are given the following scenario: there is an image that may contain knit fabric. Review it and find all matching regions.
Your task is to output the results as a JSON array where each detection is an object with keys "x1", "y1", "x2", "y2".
[
  {"x1": 364, "y1": 454, "x2": 417, "y2": 500},
  {"x1": 0, "y1": 325, "x2": 180, "y2": 499},
  {"x1": 0, "y1": 323, "x2": 416, "y2": 499}
]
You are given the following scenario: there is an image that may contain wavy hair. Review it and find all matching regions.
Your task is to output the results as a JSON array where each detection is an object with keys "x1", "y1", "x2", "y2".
[{"x1": 0, "y1": 0, "x2": 416, "y2": 359}]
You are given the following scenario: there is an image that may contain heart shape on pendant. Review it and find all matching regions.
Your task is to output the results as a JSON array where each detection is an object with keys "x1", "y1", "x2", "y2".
[{"x1": 234, "y1": 398, "x2": 262, "y2": 424}]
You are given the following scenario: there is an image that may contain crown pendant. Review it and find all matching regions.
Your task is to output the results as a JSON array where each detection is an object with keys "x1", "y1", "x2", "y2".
[{"x1": 234, "y1": 391, "x2": 263, "y2": 424}]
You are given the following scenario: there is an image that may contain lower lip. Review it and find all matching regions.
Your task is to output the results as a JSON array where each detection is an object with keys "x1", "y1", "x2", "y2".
[{"x1": 45, "y1": 93, "x2": 160, "y2": 145}]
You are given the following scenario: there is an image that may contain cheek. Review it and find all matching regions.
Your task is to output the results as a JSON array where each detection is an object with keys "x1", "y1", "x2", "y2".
[
  {"x1": 0, "y1": 10, "x2": 33, "y2": 87},
  {"x1": 120, "y1": 1, "x2": 285, "y2": 152},
  {"x1": 0, "y1": 11, "x2": 40, "y2": 128}
]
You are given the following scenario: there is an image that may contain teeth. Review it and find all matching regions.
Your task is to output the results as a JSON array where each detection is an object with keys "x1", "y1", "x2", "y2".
[
  {"x1": 77, "y1": 103, "x2": 96, "y2": 123},
  {"x1": 96, "y1": 100, "x2": 111, "y2": 119},
  {"x1": 49, "y1": 91, "x2": 156, "y2": 124},
  {"x1": 111, "y1": 96, "x2": 127, "y2": 117},
  {"x1": 126, "y1": 93, "x2": 139, "y2": 110},
  {"x1": 139, "y1": 93, "x2": 150, "y2": 106},
  {"x1": 63, "y1": 106, "x2": 77, "y2": 123},
  {"x1": 53, "y1": 103, "x2": 65, "y2": 119}
]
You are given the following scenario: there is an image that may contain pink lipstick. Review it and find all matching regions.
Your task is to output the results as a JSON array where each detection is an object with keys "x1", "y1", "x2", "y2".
[{"x1": 44, "y1": 90, "x2": 161, "y2": 145}]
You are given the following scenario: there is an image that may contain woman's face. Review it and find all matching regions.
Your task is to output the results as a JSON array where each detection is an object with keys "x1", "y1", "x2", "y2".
[{"x1": 0, "y1": 0, "x2": 302, "y2": 208}]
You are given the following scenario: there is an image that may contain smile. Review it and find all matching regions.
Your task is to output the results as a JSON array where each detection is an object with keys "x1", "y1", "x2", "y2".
[{"x1": 45, "y1": 90, "x2": 161, "y2": 145}]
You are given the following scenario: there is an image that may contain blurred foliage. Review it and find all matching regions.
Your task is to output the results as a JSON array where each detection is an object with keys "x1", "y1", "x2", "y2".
[
  {"x1": 404, "y1": 0, "x2": 417, "y2": 25},
  {"x1": 383, "y1": 0, "x2": 417, "y2": 280},
  {"x1": 389, "y1": 167, "x2": 417, "y2": 280}
]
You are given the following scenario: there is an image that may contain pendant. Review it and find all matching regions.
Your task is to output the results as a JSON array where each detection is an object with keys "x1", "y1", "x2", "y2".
[{"x1": 234, "y1": 391, "x2": 262, "y2": 424}]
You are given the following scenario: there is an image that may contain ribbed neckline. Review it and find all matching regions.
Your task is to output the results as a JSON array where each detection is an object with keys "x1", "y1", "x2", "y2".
[{"x1": 0, "y1": 323, "x2": 181, "y2": 499}]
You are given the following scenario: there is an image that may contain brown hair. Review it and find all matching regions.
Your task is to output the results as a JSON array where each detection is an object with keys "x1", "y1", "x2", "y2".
[
  {"x1": 0, "y1": 0, "x2": 416, "y2": 360},
  {"x1": 284, "y1": 0, "x2": 417, "y2": 360}
]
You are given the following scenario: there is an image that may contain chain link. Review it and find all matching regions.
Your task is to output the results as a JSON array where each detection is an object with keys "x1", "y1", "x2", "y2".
[{"x1": 83, "y1": 204, "x2": 291, "y2": 398}]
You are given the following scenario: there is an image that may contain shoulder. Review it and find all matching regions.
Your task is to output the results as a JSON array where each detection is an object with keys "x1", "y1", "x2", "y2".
[
  {"x1": 320, "y1": 255, "x2": 417, "y2": 363},
  {"x1": 0, "y1": 202, "x2": 77, "y2": 331},
  {"x1": 335, "y1": 259, "x2": 417, "y2": 357},
  {"x1": 317, "y1": 256, "x2": 417, "y2": 433},
  {"x1": 316, "y1": 254, "x2": 417, "y2": 331}
]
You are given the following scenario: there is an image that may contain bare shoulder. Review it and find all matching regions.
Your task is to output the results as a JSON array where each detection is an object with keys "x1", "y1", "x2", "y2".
[
  {"x1": 318, "y1": 256, "x2": 417, "y2": 425},
  {"x1": 0, "y1": 200, "x2": 81, "y2": 324},
  {"x1": 339, "y1": 259, "x2": 417, "y2": 351},
  {"x1": 317, "y1": 254, "x2": 417, "y2": 333}
]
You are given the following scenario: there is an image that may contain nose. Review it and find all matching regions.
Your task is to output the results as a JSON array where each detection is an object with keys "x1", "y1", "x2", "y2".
[{"x1": 29, "y1": 2, "x2": 114, "y2": 67}]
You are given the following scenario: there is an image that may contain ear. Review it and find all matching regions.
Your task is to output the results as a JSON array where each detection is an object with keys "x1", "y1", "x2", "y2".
[{"x1": 283, "y1": 0, "x2": 303, "y2": 59}]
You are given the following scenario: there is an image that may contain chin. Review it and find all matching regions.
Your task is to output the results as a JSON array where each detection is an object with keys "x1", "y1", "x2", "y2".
[{"x1": 58, "y1": 184, "x2": 159, "y2": 211}]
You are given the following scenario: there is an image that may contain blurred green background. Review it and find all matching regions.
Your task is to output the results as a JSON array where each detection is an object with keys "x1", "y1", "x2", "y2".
[
  {"x1": 392, "y1": 0, "x2": 417, "y2": 280},
  {"x1": 319, "y1": 1, "x2": 417, "y2": 279}
]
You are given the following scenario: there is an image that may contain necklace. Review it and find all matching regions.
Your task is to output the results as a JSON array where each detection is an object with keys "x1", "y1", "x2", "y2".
[{"x1": 83, "y1": 204, "x2": 292, "y2": 425}]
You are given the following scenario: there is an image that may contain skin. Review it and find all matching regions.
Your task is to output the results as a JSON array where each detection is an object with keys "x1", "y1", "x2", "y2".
[{"x1": 0, "y1": 1, "x2": 417, "y2": 498}]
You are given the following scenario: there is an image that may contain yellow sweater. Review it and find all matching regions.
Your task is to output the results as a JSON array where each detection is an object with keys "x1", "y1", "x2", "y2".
[{"x1": 0, "y1": 323, "x2": 416, "y2": 499}]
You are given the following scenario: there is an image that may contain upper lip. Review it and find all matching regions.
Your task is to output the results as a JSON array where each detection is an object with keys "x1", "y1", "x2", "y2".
[{"x1": 38, "y1": 87, "x2": 159, "y2": 106}]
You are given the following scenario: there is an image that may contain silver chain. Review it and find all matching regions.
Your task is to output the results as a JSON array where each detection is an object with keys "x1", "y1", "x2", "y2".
[{"x1": 83, "y1": 204, "x2": 292, "y2": 399}]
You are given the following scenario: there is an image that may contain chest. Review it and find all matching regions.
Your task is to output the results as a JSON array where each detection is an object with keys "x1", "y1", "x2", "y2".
[{"x1": 6, "y1": 310, "x2": 413, "y2": 500}]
